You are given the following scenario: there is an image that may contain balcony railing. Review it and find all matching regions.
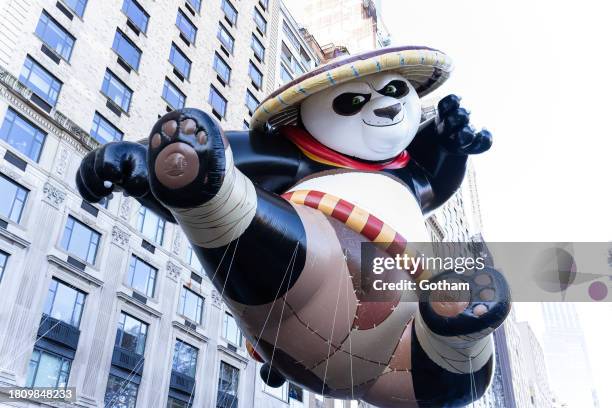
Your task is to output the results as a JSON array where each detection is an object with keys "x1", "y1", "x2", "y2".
[
  {"x1": 38, "y1": 314, "x2": 80, "y2": 350},
  {"x1": 111, "y1": 346, "x2": 144, "y2": 374},
  {"x1": 170, "y1": 370, "x2": 196, "y2": 394}
]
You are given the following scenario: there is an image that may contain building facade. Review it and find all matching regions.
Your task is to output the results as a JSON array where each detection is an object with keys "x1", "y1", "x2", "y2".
[{"x1": 0, "y1": 0, "x2": 321, "y2": 407}]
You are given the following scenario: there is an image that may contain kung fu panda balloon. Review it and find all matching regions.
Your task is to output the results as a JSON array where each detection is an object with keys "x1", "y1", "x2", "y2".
[{"x1": 76, "y1": 46, "x2": 511, "y2": 407}]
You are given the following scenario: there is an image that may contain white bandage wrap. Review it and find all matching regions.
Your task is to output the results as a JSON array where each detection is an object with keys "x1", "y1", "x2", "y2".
[
  {"x1": 170, "y1": 148, "x2": 257, "y2": 248},
  {"x1": 414, "y1": 312, "x2": 494, "y2": 374}
]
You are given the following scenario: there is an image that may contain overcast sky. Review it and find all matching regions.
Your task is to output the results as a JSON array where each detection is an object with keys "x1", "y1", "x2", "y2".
[{"x1": 380, "y1": 0, "x2": 611, "y2": 406}]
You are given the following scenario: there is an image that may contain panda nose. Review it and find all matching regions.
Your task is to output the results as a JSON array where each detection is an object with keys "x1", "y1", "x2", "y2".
[{"x1": 373, "y1": 103, "x2": 402, "y2": 120}]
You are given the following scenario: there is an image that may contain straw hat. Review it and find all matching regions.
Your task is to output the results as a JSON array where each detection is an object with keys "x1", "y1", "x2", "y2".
[{"x1": 250, "y1": 45, "x2": 453, "y2": 131}]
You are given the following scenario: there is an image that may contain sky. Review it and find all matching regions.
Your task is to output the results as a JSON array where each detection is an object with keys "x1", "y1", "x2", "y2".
[{"x1": 380, "y1": 0, "x2": 612, "y2": 406}]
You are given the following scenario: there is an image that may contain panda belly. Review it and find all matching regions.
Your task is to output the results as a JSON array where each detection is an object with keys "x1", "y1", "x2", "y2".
[{"x1": 288, "y1": 170, "x2": 430, "y2": 243}]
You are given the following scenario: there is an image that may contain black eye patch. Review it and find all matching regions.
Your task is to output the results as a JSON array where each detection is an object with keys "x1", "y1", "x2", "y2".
[
  {"x1": 377, "y1": 80, "x2": 410, "y2": 98},
  {"x1": 332, "y1": 92, "x2": 372, "y2": 116}
]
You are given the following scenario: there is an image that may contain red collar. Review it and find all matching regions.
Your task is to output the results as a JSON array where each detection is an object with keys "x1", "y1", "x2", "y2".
[{"x1": 279, "y1": 126, "x2": 410, "y2": 171}]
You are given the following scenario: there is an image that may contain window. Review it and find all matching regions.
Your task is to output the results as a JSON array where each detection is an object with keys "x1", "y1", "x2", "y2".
[
  {"x1": 20, "y1": 57, "x2": 62, "y2": 107},
  {"x1": 299, "y1": 48, "x2": 312, "y2": 70},
  {"x1": 186, "y1": 0, "x2": 201, "y2": 13},
  {"x1": 0, "y1": 251, "x2": 7, "y2": 283},
  {"x1": 63, "y1": 0, "x2": 87, "y2": 17},
  {"x1": 168, "y1": 398, "x2": 191, "y2": 408},
  {"x1": 60, "y1": 216, "x2": 101, "y2": 264},
  {"x1": 178, "y1": 287, "x2": 203, "y2": 324},
  {"x1": 263, "y1": 381, "x2": 288, "y2": 401},
  {"x1": 245, "y1": 91, "x2": 259, "y2": 115},
  {"x1": 248, "y1": 62, "x2": 263, "y2": 89},
  {"x1": 243, "y1": 121, "x2": 249, "y2": 131},
  {"x1": 91, "y1": 112, "x2": 123, "y2": 144},
  {"x1": 281, "y1": 43, "x2": 305, "y2": 76},
  {"x1": 122, "y1": 0, "x2": 149, "y2": 33},
  {"x1": 0, "y1": 175, "x2": 28, "y2": 223},
  {"x1": 217, "y1": 24, "x2": 234, "y2": 54},
  {"x1": 104, "y1": 374, "x2": 139, "y2": 408},
  {"x1": 26, "y1": 349, "x2": 71, "y2": 388},
  {"x1": 282, "y1": 21, "x2": 300, "y2": 51},
  {"x1": 115, "y1": 312, "x2": 148, "y2": 355},
  {"x1": 112, "y1": 30, "x2": 142, "y2": 70},
  {"x1": 0, "y1": 109, "x2": 46, "y2": 161},
  {"x1": 43, "y1": 279, "x2": 86, "y2": 327},
  {"x1": 289, "y1": 383, "x2": 303, "y2": 402},
  {"x1": 221, "y1": 0, "x2": 238, "y2": 26},
  {"x1": 101, "y1": 70, "x2": 133, "y2": 113},
  {"x1": 251, "y1": 35, "x2": 265, "y2": 61},
  {"x1": 169, "y1": 43, "x2": 191, "y2": 79},
  {"x1": 216, "y1": 362, "x2": 239, "y2": 408},
  {"x1": 172, "y1": 340, "x2": 198, "y2": 378},
  {"x1": 162, "y1": 79, "x2": 186, "y2": 110},
  {"x1": 127, "y1": 256, "x2": 157, "y2": 297},
  {"x1": 137, "y1": 206, "x2": 165, "y2": 245},
  {"x1": 253, "y1": 8, "x2": 267, "y2": 34},
  {"x1": 208, "y1": 86, "x2": 227, "y2": 118},
  {"x1": 280, "y1": 64, "x2": 293, "y2": 84},
  {"x1": 35, "y1": 11, "x2": 75, "y2": 61},
  {"x1": 186, "y1": 244, "x2": 203, "y2": 273},
  {"x1": 176, "y1": 11, "x2": 197, "y2": 45},
  {"x1": 213, "y1": 53, "x2": 231, "y2": 84},
  {"x1": 259, "y1": 0, "x2": 269, "y2": 10},
  {"x1": 222, "y1": 313, "x2": 241, "y2": 346}
]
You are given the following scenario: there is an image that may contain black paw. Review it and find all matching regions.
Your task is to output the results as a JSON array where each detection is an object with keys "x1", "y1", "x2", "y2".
[
  {"x1": 147, "y1": 109, "x2": 227, "y2": 208},
  {"x1": 436, "y1": 94, "x2": 492, "y2": 155},
  {"x1": 76, "y1": 141, "x2": 149, "y2": 203},
  {"x1": 419, "y1": 266, "x2": 511, "y2": 337}
]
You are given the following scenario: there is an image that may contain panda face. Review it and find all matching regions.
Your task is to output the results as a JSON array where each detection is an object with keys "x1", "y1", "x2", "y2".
[{"x1": 300, "y1": 72, "x2": 422, "y2": 161}]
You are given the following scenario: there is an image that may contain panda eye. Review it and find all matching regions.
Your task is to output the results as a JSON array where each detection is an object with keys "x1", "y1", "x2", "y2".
[
  {"x1": 378, "y1": 80, "x2": 409, "y2": 98},
  {"x1": 333, "y1": 92, "x2": 371, "y2": 116}
]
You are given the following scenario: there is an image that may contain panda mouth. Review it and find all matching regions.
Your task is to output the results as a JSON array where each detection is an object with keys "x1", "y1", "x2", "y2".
[{"x1": 362, "y1": 115, "x2": 405, "y2": 128}]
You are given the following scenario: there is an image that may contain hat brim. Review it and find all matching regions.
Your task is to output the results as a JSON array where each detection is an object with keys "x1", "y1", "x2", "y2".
[{"x1": 251, "y1": 45, "x2": 453, "y2": 131}]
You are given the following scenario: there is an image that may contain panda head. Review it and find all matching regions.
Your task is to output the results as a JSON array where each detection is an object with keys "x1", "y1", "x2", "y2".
[{"x1": 300, "y1": 72, "x2": 422, "y2": 162}]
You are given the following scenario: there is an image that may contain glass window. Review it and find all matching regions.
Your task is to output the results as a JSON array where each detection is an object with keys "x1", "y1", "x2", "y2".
[
  {"x1": 63, "y1": 0, "x2": 87, "y2": 17},
  {"x1": 221, "y1": 0, "x2": 238, "y2": 26},
  {"x1": 208, "y1": 86, "x2": 227, "y2": 118},
  {"x1": 112, "y1": 30, "x2": 142, "y2": 70},
  {"x1": 101, "y1": 70, "x2": 133, "y2": 112},
  {"x1": 259, "y1": 0, "x2": 269, "y2": 10},
  {"x1": 289, "y1": 383, "x2": 303, "y2": 402},
  {"x1": 127, "y1": 256, "x2": 157, "y2": 297},
  {"x1": 35, "y1": 11, "x2": 75, "y2": 61},
  {"x1": 60, "y1": 216, "x2": 101, "y2": 264},
  {"x1": 0, "y1": 251, "x2": 7, "y2": 283},
  {"x1": 178, "y1": 287, "x2": 203, "y2": 324},
  {"x1": 169, "y1": 43, "x2": 191, "y2": 79},
  {"x1": 282, "y1": 21, "x2": 300, "y2": 51},
  {"x1": 248, "y1": 62, "x2": 263, "y2": 89},
  {"x1": 91, "y1": 112, "x2": 123, "y2": 144},
  {"x1": 137, "y1": 206, "x2": 165, "y2": 245},
  {"x1": 281, "y1": 43, "x2": 304, "y2": 76},
  {"x1": 253, "y1": 8, "x2": 267, "y2": 34},
  {"x1": 213, "y1": 53, "x2": 231, "y2": 84},
  {"x1": 122, "y1": 0, "x2": 149, "y2": 33},
  {"x1": 162, "y1": 79, "x2": 186, "y2": 110},
  {"x1": 263, "y1": 381, "x2": 288, "y2": 401},
  {"x1": 217, "y1": 24, "x2": 234, "y2": 54},
  {"x1": 0, "y1": 175, "x2": 28, "y2": 223},
  {"x1": 115, "y1": 312, "x2": 148, "y2": 355},
  {"x1": 245, "y1": 91, "x2": 259, "y2": 115},
  {"x1": 280, "y1": 64, "x2": 293, "y2": 84},
  {"x1": 216, "y1": 362, "x2": 239, "y2": 408},
  {"x1": 104, "y1": 374, "x2": 139, "y2": 408},
  {"x1": 186, "y1": 244, "x2": 203, "y2": 273},
  {"x1": 168, "y1": 398, "x2": 191, "y2": 408},
  {"x1": 222, "y1": 313, "x2": 241, "y2": 346},
  {"x1": 172, "y1": 340, "x2": 198, "y2": 378},
  {"x1": 20, "y1": 57, "x2": 62, "y2": 107},
  {"x1": 43, "y1": 279, "x2": 86, "y2": 327},
  {"x1": 251, "y1": 35, "x2": 265, "y2": 61},
  {"x1": 0, "y1": 108, "x2": 46, "y2": 161},
  {"x1": 243, "y1": 121, "x2": 249, "y2": 131},
  {"x1": 26, "y1": 349, "x2": 71, "y2": 388},
  {"x1": 176, "y1": 11, "x2": 197, "y2": 45},
  {"x1": 186, "y1": 0, "x2": 201, "y2": 13},
  {"x1": 300, "y1": 48, "x2": 312, "y2": 70}
]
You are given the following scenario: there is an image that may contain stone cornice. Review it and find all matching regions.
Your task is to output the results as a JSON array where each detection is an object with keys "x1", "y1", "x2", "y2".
[
  {"x1": 0, "y1": 225, "x2": 30, "y2": 248},
  {"x1": 172, "y1": 320, "x2": 210, "y2": 343},
  {"x1": 116, "y1": 291, "x2": 163, "y2": 318},
  {"x1": 47, "y1": 255, "x2": 104, "y2": 287}
]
